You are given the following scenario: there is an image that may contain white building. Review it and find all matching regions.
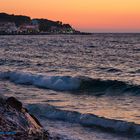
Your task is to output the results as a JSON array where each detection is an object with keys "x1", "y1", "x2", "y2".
[
  {"x1": 18, "y1": 24, "x2": 39, "y2": 33},
  {"x1": 0, "y1": 22, "x2": 17, "y2": 33}
]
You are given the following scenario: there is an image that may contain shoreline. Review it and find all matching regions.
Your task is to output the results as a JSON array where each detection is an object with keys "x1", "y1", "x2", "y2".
[
  {"x1": 1, "y1": 33, "x2": 140, "y2": 36},
  {"x1": 0, "y1": 33, "x2": 92, "y2": 36},
  {"x1": 0, "y1": 32, "x2": 92, "y2": 36}
]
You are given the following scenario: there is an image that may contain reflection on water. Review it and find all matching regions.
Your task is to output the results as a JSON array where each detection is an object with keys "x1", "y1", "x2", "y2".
[
  {"x1": 1, "y1": 80, "x2": 140, "y2": 124},
  {"x1": 0, "y1": 34, "x2": 140, "y2": 138}
]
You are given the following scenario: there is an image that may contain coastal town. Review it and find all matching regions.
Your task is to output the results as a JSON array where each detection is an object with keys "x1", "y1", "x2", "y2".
[
  {"x1": 0, "y1": 13, "x2": 80, "y2": 35},
  {"x1": 0, "y1": 21, "x2": 39, "y2": 34}
]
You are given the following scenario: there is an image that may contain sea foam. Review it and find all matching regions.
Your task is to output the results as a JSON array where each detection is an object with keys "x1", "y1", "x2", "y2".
[
  {"x1": 0, "y1": 71, "x2": 140, "y2": 94},
  {"x1": 0, "y1": 71, "x2": 80, "y2": 91}
]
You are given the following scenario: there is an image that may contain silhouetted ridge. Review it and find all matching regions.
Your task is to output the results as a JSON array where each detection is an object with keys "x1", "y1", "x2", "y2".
[
  {"x1": 0, "y1": 12, "x2": 78, "y2": 33},
  {"x1": 0, "y1": 13, "x2": 31, "y2": 26}
]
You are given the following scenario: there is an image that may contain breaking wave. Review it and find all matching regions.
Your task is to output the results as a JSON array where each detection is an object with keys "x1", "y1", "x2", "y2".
[
  {"x1": 0, "y1": 71, "x2": 140, "y2": 94},
  {"x1": 27, "y1": 104, "x2": 140, "y2": 135}
]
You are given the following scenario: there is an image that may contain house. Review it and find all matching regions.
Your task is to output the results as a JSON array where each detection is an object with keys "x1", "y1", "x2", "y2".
[
  {"x1": 0, "y1": 22, "x2": 17, "y2": 34},
  {"x1": 18, "y1": 24, "x2": 39, "y2": 33},
  {"x1": 31, "y1": 19, "x2": 39, "y2": 25}
]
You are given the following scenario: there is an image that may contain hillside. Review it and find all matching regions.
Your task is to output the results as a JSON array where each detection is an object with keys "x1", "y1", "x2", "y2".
[
  {"x1": 0, "y1": 13, "x2": 79, "y2": 34},
  {"x1": 0, "y1": 13, "x2": 31, "y2": 26}
]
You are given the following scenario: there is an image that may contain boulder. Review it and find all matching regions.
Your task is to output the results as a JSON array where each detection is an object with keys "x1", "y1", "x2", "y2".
[{"x1": 0, "y1": 97, "x2": 49, "y2": 140}]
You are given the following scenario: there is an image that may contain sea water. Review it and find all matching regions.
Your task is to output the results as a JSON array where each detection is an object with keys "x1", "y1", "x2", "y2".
[{"x1": 0, "y1": 34, "x2": 140, "y2": 139}]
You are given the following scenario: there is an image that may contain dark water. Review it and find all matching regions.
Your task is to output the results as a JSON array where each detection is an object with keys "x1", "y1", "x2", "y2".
[{"x1": 0, "y1": 34, "x2": 140, "y2": 139}]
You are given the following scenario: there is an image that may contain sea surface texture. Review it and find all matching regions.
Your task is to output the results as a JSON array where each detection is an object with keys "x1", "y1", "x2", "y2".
[{"x1": 0, "y1": 34, "x2": 140, "y2": 140}]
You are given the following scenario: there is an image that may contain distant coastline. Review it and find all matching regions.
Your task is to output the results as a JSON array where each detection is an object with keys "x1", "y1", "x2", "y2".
[
  {"x1": 0, "y1": 13, "x2": 91, "y2": 35},
  {"x1": 0, "y1": 32, "x2": 92, "y2": 35}
]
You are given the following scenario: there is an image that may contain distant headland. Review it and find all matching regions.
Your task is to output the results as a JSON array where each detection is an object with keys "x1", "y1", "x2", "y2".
[{"x1": 0, "y1": 13, "x2": 91, "y2": 35}]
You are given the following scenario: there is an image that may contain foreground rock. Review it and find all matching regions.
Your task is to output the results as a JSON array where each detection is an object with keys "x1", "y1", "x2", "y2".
[{"x1": 0, "y1": 96, "x2": 49, "y2": 140}]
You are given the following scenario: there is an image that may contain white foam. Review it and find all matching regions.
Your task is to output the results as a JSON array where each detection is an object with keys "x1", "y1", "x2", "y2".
[
  {"x1": 0, "y1": 71, "x2": 81, "y2": 91},
  {"x1": 0, "y1": 71, "x2": 139, "y2": 94}
]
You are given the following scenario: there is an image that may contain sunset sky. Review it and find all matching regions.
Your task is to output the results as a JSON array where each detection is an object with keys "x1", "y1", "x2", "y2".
[{"x1": 0, "y1": 0, "x2": 140, "y2": 32}]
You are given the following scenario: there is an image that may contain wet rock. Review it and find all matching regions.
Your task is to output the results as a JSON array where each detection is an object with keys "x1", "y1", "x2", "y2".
[
  {"x1": 6, "y1": 97, "x2": 22, "y2": 111},
  {"x1": 29, "y1": 113, "x2": 43, "y2": 127},
  {"x1": 0, "y1": 96, "x2": 49, "y2": 140}
]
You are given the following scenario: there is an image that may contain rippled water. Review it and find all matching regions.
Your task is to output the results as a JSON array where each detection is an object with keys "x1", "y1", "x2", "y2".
[{"x1": 0, "y1": 34, "x2": 140, "y2": 139}]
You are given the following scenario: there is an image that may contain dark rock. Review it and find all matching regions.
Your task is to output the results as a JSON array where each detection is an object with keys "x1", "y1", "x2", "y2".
[
  {"x1": 29, "y1": 113, "x2": 43, "y2": 127},
  {"x1": 6, "y1": 97, "x2": 22, "y2": 111},
  {"x1": 0, "y1": 96, "x2": 49, "y2": 139}
]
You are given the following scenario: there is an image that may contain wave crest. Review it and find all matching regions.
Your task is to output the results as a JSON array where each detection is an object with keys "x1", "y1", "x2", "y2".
[
  {"x1": 0, "y1": 71, "x2": 140, "y2": 94},
  {"x1": 27, "y1": 104, "x2": 140, "y2": 135}
]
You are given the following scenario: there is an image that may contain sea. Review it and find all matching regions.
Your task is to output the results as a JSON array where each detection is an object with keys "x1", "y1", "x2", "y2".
[{"x1": 0, "y1": 34, "x2": 140, "y2": 140}]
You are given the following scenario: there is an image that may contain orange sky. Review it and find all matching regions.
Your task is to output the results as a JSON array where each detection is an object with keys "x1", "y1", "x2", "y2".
[{"x1": 0, "y1": 0, "x2": 140, "y2": 32}]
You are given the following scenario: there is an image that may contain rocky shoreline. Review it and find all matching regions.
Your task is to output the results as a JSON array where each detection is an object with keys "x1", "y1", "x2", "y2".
[{"x1": 0, "y1": 96, "x2": 49, "y2": 140}]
